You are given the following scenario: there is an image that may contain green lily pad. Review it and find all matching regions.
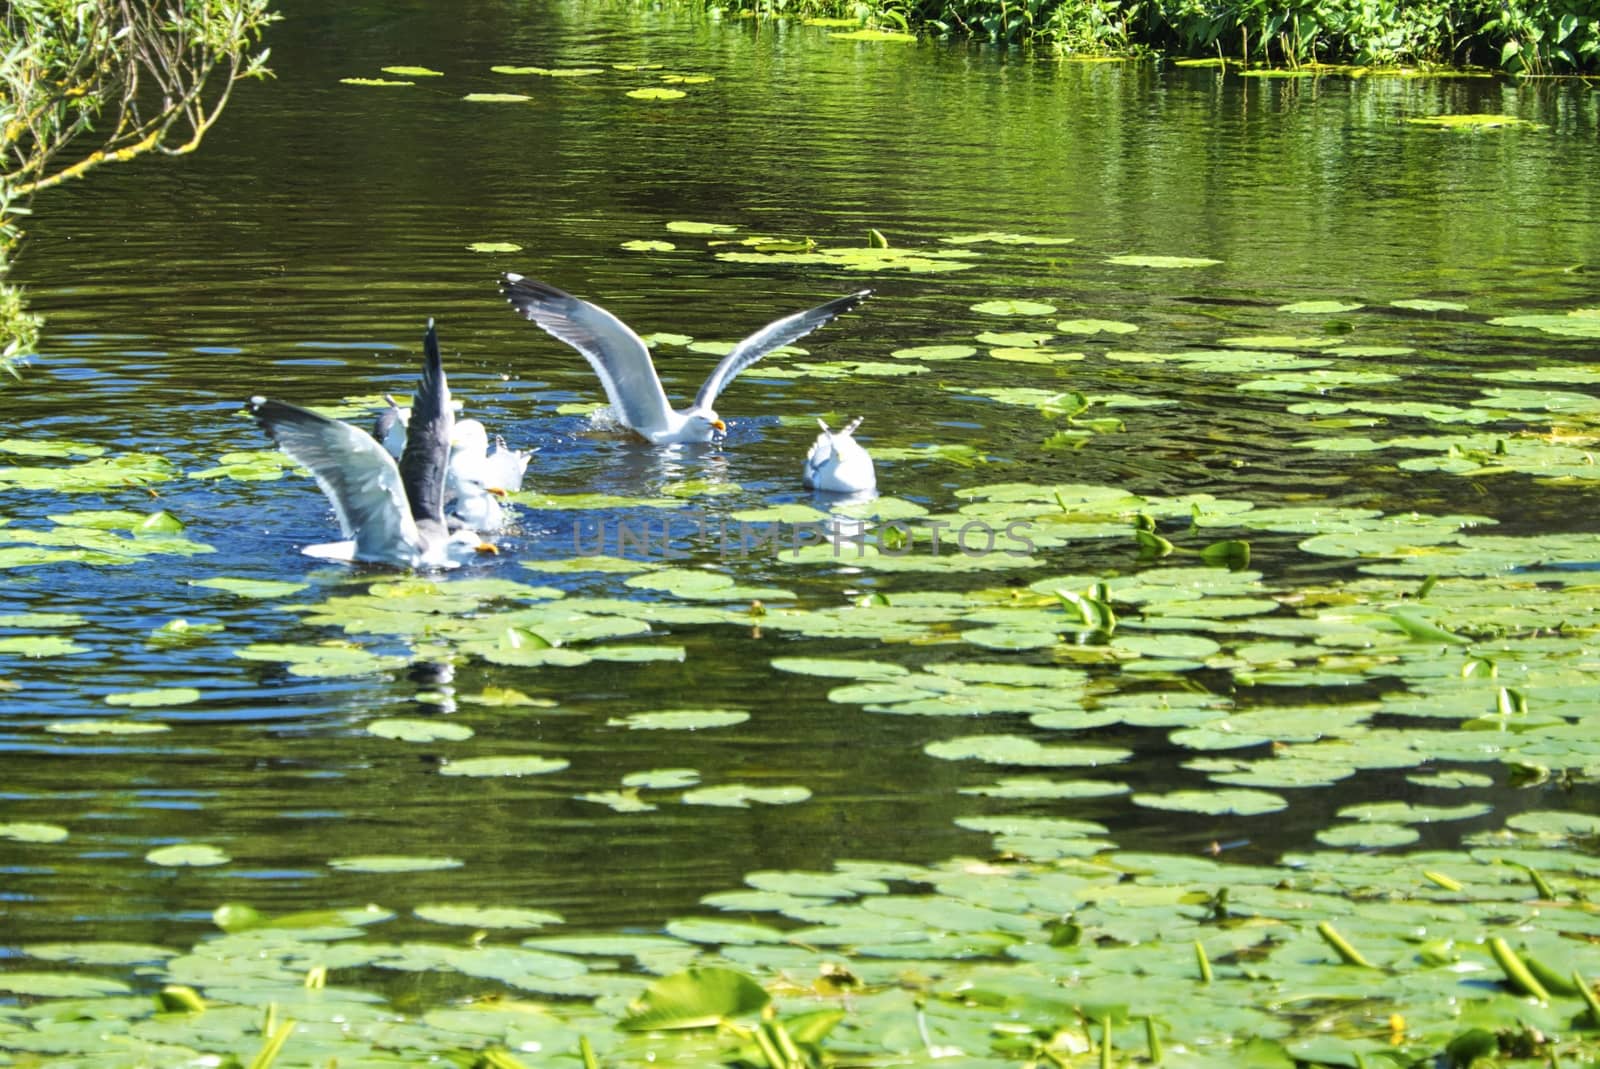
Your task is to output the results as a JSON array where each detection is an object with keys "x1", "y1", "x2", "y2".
[
  {"x1": 462, "y1": 92, "x2": 531, "y2": 102},
  {"x1": 620, "y1": 967, "x2": 770, "y2": 1029},
  {"x1": 190, "y1": 577, "x2": 309, "y2": 599},
  {"x1": 467, "y1": 241, "x2": 523, "y2": 253},
  {"x1": 1406, "y1": 113, "x2": 1537, "y2": 130},
  {"x1": 47, "y1": 719, "x2": 169, "y2": 735},
  {"x1": 438, "y1": 755, "x2": 569, "y2": 777},
  {"x1": 1315, "y1": 822, "x2": 1421, "y2": 847},
  {"x1": 145, "y1": 844, "x2": 231, "y2": 867},
  {"x1": 382, "y1": 65, "x2": 443, "y2": 76},
  {"x1": 1279, "y1": 300, "x2": 1364, "y2": 314},
  {"x1": 829, "y1": 28, "x2": 917, "y2": 41},
  {"x1": 890, "y1": 344, "x2": 976, "y2": 361},
  {"x1": 1055, "y1": 318, "x2": 1138, "y2": 334},
  {"x1": 415, "y1": 905, "x2": 564, "y2": 929},
  {"x1": 328, "y1": 855, "x2": 465, "y2": 873},
  {"x1": 627, "y1": 87, "x2": 687, "y2": 101},
  {"x1": 622, "y1": 240, "x2": 676, "y2": 252},
  {"x1": 103, "y1": 687, "x2": 201, "y2": 708},
  {"x1": 942, "y1": 232, "x2": 1075, "y2": 246},
  {"x1": 1106, "y1": 254, "x2": 1220, "y2": 268},
  {"x1": 681, "y1": 784, "x2": 812, "y2": 807},
  {"x1": 341, "y1": 77, "x2": 414, "y2": 86},
  {"x1": 0, "y1": 822, "x2": 69, "y2": 843},
  {"x1": 1130, "y1": 789, "x2": 1288, "y2": 815},
  {"x1": 367, "y1": 718, "x2": 475, "y2": 743},
  {"x1": 607, "y1": 709, "x2": 750, "y2": 730},
  {"x1": 972, "y1": 299, "x2": 1057, "y2": 316},
  {"x1": 925, "y1": 734, "x2": 1132, "y2": 767}
]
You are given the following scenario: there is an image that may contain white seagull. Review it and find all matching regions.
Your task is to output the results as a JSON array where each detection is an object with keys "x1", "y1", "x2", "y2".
[
  {"x1": 803, "y1": 416, "x2": 877, "y2": 494},
  {"x1": 371, "y1": 399, "x2": 530, "y2": 532},
  {"x1": 251, "y1": 320, "x2": 495, "y2": 569},
  {"x1": 498, "y1": 273, "x2": 871, "y2": 444}
]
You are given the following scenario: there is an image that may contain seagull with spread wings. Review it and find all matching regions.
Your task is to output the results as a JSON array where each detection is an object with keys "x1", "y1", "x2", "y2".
[
  {"x1": 251, "y1": 321, "x2": 496, "y2": 569},
  {"x1": 498, "y1": 273, "x2": 870, "y2": 444}
]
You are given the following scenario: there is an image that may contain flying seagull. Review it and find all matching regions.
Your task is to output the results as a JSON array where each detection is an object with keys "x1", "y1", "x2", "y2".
[
  {"x1": 803, "y1": 416, "x2": 876, "y2": 495},
  {"x1": 498, "y1": 273, "x2": 871, "y2": 444},
  {"x1": 251, "y1": 320, "x2": 495, "y2": 568}
]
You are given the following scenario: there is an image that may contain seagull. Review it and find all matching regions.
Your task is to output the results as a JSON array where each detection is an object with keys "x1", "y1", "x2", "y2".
[
  {"x1": 251, "y1": 320, "x2": 495, "y2": 569},
  {"x1": 803, "y1": 417, "x2": 876, "y2": 494},
  {"x1": 498, "y1": 273, "x2": 871, "y2": 444},
  {"x1": 371, "y1": 398, "x2": 530, "y2": 532},
  {"x1": 445, "y1": 418, "x2": 531, "y2": 532}
]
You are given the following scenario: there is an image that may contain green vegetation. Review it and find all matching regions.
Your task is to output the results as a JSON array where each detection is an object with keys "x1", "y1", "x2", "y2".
[
  {"x1": 0, "y1": 0, "x2": 276, "y2": 364},
  {"x1": 713, "y1": 0, "x2": 1600, "y2": 70}
]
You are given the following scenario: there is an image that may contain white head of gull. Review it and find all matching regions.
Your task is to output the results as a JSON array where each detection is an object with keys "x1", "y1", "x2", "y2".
[
  {"x1": 802, "y1": 416, "x2": 876, "y2": 495},
  {"x1": 498, "y1": 273, "x2": 870, "y2": 445},
  {"x1": 251, "y1": 320, "x2": 496, "y2": 569},
  {"x1": 444, "y1": 417, "x2": 531, "y2": 532}
]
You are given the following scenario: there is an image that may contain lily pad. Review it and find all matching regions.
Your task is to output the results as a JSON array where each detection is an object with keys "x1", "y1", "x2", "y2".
[
  {"x1": 0, "y1": 822, "x2": 69, "y2": 843},
  {"x1": 415, "y1": 905, "x2": 564, "y2": 929},
  {"x1": 467, "y1": 241, "x2": 523, "y2": 253},
  {"x1": 1106, "y1": 254, "x2": 1220, "y2": 268},
  {"x1": 328, "y1": 855, "x2": 465, "y2": 873},
  {"x1": 438, "y1": 755, "x2": 570, "y2": 777},
  {"x1": 145, "y1": 843, "x2": 231, "y2": 867},
  {"x1": 972, "y1": 299, "x2": 1057, "y2": 316},
  {"x1": 367, "y1": 718, "x2": 475, "y2": 743},
  {"x1": 382, "y1": 65, "x2": 443, "y2": 76},
  {"x1": 608, "y1": 709, "x2": 750, "y2": 730},
  {"x1": 627, "y1": 87, "x2": 687, "y2": 101},
  {"x1": 104, "y1": 687, "x2": 201, "y2": 708},
  {"x1": 681, "y1": 784, "x2": 812, "y2": 807}
]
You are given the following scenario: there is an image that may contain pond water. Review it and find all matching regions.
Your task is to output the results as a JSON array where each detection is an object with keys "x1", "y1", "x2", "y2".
[{"x1": 5, "y1": 0, "x2": 1600, "y2": 975}]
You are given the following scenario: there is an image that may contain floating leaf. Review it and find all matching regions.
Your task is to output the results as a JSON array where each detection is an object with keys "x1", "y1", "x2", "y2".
[
  {"x1": 1279, "y1": 300, "x2": 1364, "y2": 314},
  {"x1": 439, "y1": 755, "x2": 569, "y2": 777},
  {"x1": 608, "y1": 709, "x2": 750, "y2": 730},
  {"x1": 622, "y1": 239, "x2": 676, "y2": 252},
  {"x1": 681, "y1": 784, "x2": 811, "y2": 807},
  {"x1": 829, "y1": 28, "x2": 917, "y2": 41},
  {"x1": 1131, "y1": 789, "x2": 1288, "y2": 815},
  {"x1": 382, "y1": 65, "x2": 444, "y2": 76},
  {"x1": 890, "y1": 344, "x2": 976, "y2": 361},
  {"x1": 1106, "y1": 254, "x2": 1220, "y2": 268},
  {"x1": 341, "y1": 76, "x2": 414, "y2": 86},
  {"x1": 328, "y1": 855, "x2": 464, "y2": 873},
  {"x1": 972, "y1": 299, "x2": 1057, "y2": 316},
  {"x1": 627, "y1": 87, "x2": 687, "y2": 101},
  {"x1": 47, "y1": 718, "x2": 169, "y2": 735},
  {"x1": 462, "y1": 92, "x2": 531, "y2": 102},
  {"x1": 620, "y1": 967, "x2": 770, "y2": 1030},
  {"x1": 145, "y1": 843, "x2": 231, "y2": 867},
  {"x1": 1406, "y1": 113, "x2": 1537, "y2": 130},
  {"x1": 367, "y1": 718, "x2": 475, "y2": 743},
  {"x1": 925, "y1": 734, "x2": 1132, "y2": 767},
  {"x1": 666, "y1": 221, "x2": 739, "y2": 234},
  {"x1": 942, "y1": 232, "x2": 1075, "y2": 246},
  {"x1": 192, "y1": 576, "x2": 309, "y2": 598},
  {"x1": 0, "y1": 822, "x2": 68, "y2": 843},
  {"x1": 1055, "y1": 318, "x2": 1138, "y2": 334},
  {"x1": 415, "y1": 905, "x2": 563, "y2": 929},
  {"x1": 467, "y1": 241, "x2": 523, "y2": 253},
  {"x1": 104, "y1": 687, "x2": 201, "y2": 708}
]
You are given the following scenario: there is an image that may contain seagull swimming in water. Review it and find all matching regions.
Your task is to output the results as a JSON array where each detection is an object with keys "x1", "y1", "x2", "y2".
[
  {"x1": 498, "y1": 273, "x2": 870, "y2": 445},
  {"x1": 803, "y1": 416, "x2": 876, "y2": 495},
  {"x1": 251, "y1": 320, "x2": 496, "y2": 569}
]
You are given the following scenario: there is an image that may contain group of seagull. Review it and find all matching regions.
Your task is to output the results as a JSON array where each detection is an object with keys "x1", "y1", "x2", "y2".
[{"x1": 250, "y1": 274, "x2": 876, "y2": 569}]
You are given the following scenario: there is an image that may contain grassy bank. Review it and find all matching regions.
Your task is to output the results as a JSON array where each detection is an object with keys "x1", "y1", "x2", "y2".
[{"x1": 714, "y1": 0, "x2": 1600, "y2": 72}]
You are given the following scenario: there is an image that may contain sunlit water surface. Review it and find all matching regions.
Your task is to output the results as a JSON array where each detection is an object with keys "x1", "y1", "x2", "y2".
[{"x1": 5, "y1": 0, "x2": 1600, "y2": 952}]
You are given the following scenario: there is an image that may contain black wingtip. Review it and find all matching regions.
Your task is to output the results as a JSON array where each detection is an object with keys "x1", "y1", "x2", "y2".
[{"x1": 424, "y1": 318, "x2": 439, "y2": 362}]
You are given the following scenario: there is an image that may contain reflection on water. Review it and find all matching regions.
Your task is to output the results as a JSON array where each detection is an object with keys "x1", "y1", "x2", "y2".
[{"x1": 3, "y1": 0, "x2": 1599, "y2": 949}]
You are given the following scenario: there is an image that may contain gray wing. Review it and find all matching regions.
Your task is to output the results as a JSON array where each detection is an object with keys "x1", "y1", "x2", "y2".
[
  {"x1": 251, "y1": 397, "x2": 422, "y2": 559},
  {"x1": 695, "y1": 290, "x2": 872, "y2": 409},
  {"x1": 399, "y1": 319, "x2": 453, "y2": 528},
  {"x1": 499, "y1": 273, "x2": 676, "y2": 437}
]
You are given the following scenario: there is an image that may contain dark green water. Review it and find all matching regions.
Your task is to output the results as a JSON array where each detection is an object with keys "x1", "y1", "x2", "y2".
[{"x1": 5, "y1": 0, "x2": 1600, "y2": 954}]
